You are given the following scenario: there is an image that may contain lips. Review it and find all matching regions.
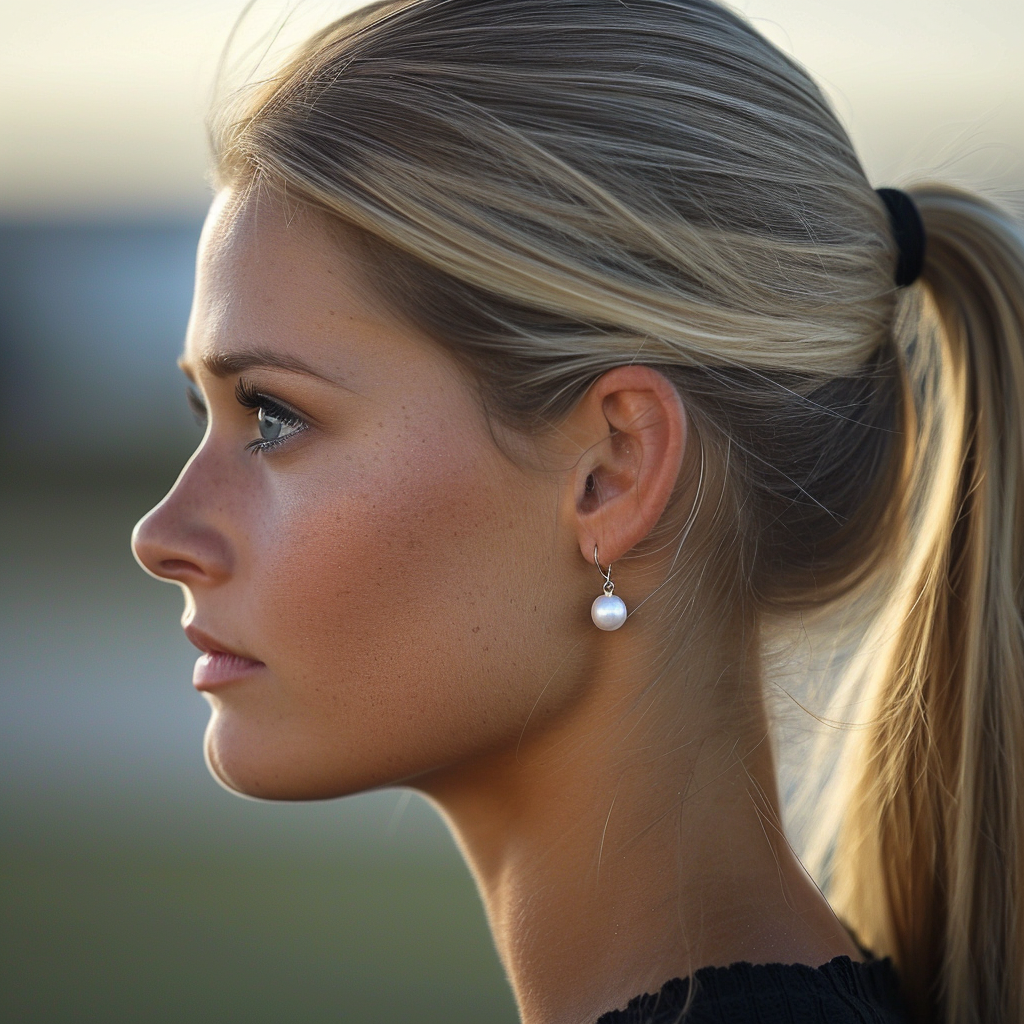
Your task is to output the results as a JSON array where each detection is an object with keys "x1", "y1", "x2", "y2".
[{"x1": 184, "y1": 625, "x2": 265, "y2": 691}]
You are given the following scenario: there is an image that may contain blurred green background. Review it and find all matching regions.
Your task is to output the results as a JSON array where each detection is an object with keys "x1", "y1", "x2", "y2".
[{"x1": 0, "y1": 1, "x2": 1020, "y2": 1022}]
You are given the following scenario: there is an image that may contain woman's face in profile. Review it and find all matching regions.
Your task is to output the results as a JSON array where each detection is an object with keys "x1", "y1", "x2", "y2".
[{"x1": 132, "y1": 190, "x2": 591, "y2": 800}]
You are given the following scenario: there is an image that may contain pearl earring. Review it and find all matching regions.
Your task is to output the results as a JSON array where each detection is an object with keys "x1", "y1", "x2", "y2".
[{"x1": 591, "y1": 546, "x2": 627, "y2": 631}]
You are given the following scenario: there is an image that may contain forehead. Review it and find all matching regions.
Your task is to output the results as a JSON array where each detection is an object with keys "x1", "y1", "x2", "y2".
[
  {"x1": 194, "y1": 190, "x2": 366, "y2": 318},
  {"x1": 185, "y1": 190, "x2": 411, "y2": 379}
]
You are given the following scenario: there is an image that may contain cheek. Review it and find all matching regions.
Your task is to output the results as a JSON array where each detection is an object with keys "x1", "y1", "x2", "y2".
[{"x1": 207, "y1": 424, "x2": 587, "y2": 798}]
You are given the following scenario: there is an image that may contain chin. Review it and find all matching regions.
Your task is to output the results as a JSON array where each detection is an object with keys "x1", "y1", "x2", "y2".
[
  {"x1": 201, "y1": 710, "x2": 416, "y2": 802},
  {"x1": 202, "y1": 716, "x2": 340, "y2": 801}
]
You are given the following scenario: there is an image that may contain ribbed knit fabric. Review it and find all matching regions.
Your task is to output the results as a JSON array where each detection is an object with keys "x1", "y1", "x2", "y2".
[{"x1": 594, "y1": 956, "x2": 908, "y2": 1023}]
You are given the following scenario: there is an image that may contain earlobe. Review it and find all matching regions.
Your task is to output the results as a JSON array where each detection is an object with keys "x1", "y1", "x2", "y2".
[{"x1": 569, "y1": 365, "x2": 687, "y2": 567}]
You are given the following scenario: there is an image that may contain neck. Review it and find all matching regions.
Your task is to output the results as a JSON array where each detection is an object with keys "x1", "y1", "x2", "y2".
[{"x1": 417, "y1": 631, "x2": 859, "y2": 1024}]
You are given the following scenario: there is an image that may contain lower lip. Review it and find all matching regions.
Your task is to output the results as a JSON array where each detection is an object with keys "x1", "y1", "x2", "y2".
[{"x1": 193, "y1": 652, "x2": 265, "y2": 691}]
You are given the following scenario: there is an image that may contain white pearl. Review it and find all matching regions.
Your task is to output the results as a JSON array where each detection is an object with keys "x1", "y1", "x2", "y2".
[{"x1": 591, "y1": 593, "x2": 627, "y2": 631}]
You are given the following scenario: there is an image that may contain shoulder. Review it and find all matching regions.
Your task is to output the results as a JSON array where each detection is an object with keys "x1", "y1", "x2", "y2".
[{"x1": 594, "y1": 956, "x2": 909, "y2": 1024}]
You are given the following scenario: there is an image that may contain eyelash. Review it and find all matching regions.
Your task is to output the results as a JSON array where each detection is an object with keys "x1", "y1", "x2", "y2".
[
  {"x1": 183, "y1": 381, "x2": 308, "y2": 452},
  {"x1": 234, "y1": 378, "x2": 309, "y2": 453}
]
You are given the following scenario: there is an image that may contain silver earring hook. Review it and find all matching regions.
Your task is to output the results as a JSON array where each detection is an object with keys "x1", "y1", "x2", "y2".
[{"x1": 593, "y1": 545, "x2": 615, "y2": 596}]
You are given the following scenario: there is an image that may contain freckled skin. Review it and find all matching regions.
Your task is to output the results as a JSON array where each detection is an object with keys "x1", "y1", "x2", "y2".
[
  {"x1": 133, "y1": 191, "x2": 594, "y2": 800},
  {"x1": 133, "y1": 189, "x2": 863, "y2": 1024}
]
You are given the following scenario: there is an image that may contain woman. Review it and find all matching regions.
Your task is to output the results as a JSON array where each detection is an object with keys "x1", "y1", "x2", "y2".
[{"x1": 130, "y1": 1, "x2": 1024, "y2": 1021}]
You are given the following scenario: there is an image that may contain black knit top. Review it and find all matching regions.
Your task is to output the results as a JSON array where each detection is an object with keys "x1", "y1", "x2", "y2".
[{"x1": 595, "y1": 956, "x2": 908, "y2": 1023}]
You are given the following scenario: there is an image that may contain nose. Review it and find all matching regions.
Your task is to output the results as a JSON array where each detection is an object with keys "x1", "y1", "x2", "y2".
[{"x1": 131, "y1": 465, "x2": 233, "y2": 587}]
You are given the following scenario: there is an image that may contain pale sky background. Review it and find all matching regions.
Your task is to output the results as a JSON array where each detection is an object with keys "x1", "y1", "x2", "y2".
[{"x1": 0, "y1": 0, "x2": 1021, "y2": 218}]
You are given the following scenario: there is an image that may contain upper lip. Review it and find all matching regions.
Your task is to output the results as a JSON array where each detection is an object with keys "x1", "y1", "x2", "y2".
[{"x1": 184, "y1": 625, "x2": 262, "y2": 663}]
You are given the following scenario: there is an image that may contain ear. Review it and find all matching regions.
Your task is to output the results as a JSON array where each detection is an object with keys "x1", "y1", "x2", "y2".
[{"x1": 564, "y1": 365, "x2": 688, "y2": 567}]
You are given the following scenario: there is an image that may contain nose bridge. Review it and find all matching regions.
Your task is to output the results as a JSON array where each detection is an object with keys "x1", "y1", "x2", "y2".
[{"x1": 131, "y1": 441, "x2": 237, "y2": 585}]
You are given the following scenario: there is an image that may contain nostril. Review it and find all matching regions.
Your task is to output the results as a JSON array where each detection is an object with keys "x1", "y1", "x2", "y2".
[{"x1": 158, "y1": 558, "x2": 204, "y2": 578}]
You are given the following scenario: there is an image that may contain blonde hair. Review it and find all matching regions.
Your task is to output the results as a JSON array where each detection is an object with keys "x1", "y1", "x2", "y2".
[{"x1": 211, "y1": 2, "x2": 1024, "y2": 1021}]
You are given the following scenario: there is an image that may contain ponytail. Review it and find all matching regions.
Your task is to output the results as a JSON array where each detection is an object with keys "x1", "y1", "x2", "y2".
[{"x1": 831, "y1": 186, "x2": 1024, "y2": 1024}]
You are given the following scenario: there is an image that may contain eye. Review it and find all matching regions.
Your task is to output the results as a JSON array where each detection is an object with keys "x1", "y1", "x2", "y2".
[
  {"x1": 256, "y1": 405, "x2": 302, "y2": 443},
  {"x1": 235, "y1": 378, "x2": 308, "y2": 452},
  {"x1": 186, "y1": 383, "x2": 208, "y2": 428}
]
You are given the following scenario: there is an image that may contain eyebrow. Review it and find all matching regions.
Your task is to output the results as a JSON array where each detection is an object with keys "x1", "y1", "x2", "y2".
[{"x1": 178, "y1": 348, "x2": 346, "y2": 387}]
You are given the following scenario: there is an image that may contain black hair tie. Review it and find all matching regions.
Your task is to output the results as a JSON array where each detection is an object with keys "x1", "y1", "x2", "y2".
[{"x1": 875, "y1": 187, "x2": 926, "y2": 287}]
